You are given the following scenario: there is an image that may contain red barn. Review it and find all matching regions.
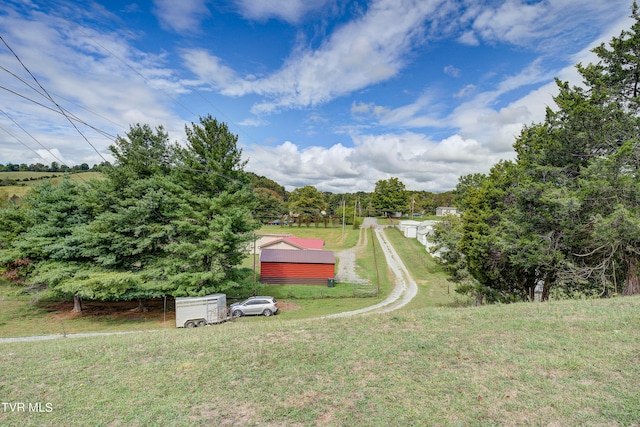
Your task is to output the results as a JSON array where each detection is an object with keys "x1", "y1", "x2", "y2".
[{"x1": 259, "y1": 248, "x2": 335, "y2": 285}]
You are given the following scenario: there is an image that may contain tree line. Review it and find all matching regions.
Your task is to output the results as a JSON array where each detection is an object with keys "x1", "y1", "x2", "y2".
[
  {"x1": 431, "y1": 5, "x2": 640, "y2": 303},
  {"x1": 0, "y1": 162, "x2": 95, "y2": 172},
  {"x1": 251, "y1": 176, "x2": 453, "y2": 226}
]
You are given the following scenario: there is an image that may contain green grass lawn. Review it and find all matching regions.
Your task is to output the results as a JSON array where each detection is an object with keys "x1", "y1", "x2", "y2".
[
  {"x1": 1, "y1": 296, "x2": 638, "y2": 426},
  {"x1": 0, "y1": 285, "x2": 174, "y2": 338},
  {"x1": 256, "y1": 224, "x2": 360, "y2": 251}
]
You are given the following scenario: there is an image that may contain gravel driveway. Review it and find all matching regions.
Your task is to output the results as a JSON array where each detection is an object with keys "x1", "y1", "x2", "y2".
[{"x1": 325, "y1": 218, "x2": 418, "y2": 318}]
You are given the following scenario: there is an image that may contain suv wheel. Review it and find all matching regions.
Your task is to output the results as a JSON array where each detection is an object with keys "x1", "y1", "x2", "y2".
[
  {"x1": 263, "y1": 309, "x2": 272, "y2": 317},
  {"x1": 232, "y1": 310, "x2": 243, "y2": 318}
]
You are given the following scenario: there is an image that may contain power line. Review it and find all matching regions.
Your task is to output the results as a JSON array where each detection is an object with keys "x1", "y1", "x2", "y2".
[
  {"x1": 0, "y1": 112, "x2": 89, "y2": 183},
  {"x1": 0, "y1": 108, "x2": 70, "y2": 166},
  {"x1": 0, "y1": 63, "x2": 123, "y2": 134},
  {"x1": 0, "y1": 35, "x2": 110, "y2": 164},
  {"x1": 0, "y1": 84, "x2": 118, "y2": 141}
]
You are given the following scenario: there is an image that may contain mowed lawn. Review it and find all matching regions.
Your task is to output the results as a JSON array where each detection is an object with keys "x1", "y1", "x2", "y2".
[{"x1": 0, "y1": 296, "x2": 638, "y2": 426}]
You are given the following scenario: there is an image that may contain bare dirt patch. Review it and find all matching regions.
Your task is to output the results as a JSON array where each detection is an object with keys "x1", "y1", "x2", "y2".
[
  {"x1": 277, "y1": 301, "x2": 302, "y2": 312},
  {"x1": 42, "y1": 298, "x2": 173, "y2": 322}
]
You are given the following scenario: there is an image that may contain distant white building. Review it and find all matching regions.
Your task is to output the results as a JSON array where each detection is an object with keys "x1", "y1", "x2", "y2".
[
  {"x1": 397, "y1": 220, "x2": 421, "y2": 238},
  {"x1": 396, "y1": 219, "x2": 447, "y2": 258},
  {"x1": 416, "y1": 220, "x2": 442, "y2": 258},
  {"x1": 436, "y1": 206, "x2": 459, "y2": 216},
  {"x1": 416, "y1": 221, "x2": 437, "y2": 245}
]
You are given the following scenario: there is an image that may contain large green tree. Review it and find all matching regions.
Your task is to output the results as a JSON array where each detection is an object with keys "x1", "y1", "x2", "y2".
[
  {"x1": 168, "y1": 115, "x2": 258, "y2": 294},
  {"x1": 371, "y1": 177, "x2": 408, "y2": 215},
  {"x1": 287, "y1": 185, "x2": 327, "y2": 217},
  {"x1": 1, "y1": 117, "x2": 259, "y2": 310},
  {"x1": 434, "y1": 3, "x2": 640, "y2": 301}
]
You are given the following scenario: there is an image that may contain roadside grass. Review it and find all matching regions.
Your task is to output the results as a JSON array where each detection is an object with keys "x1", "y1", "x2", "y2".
[
  {"x1": 1, "y1": 296, "x2": 638, "y2": 426},
  {"x1": 383, "y1": 227, "x2": 463, "y2": 308}
]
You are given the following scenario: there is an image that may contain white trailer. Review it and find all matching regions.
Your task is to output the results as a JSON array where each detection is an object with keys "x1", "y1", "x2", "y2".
[{"x1": 175, "y1": 294, "x2": 228, "y2": 328}]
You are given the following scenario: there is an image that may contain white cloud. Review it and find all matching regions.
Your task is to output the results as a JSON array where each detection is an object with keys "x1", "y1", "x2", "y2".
[
  {"x1": 244, "y1": 129, "x2": 503, "y2": 193},
  {"x1": 454, "y1": 84, "x2": 475, "y2": 98},
  {"x1": 465, "y1": 0, "x2": 629, "y2": 50},
  {"x1": 33, "y1": 148, "x2": 74, "y2": 166},
  {"x1": 1, "y1": 0, "x2": 636, "y2": 195},
  {"x1": 238, "y1": 117, "x2": 269, "y2": 127},
  {"x1": 457, "y1": 30, "x2": 479, "y2": 46},
  {"x1": 444, "y1": 65, "x2": 460, "y2": 77},
  {"x1": 152, "y1": 0, "x2": 210, "y2": 34},
  {"x1": 233, "y1": 0, "x2": 332, "y2": 23},
  {"x1": 183, "y1": 0, "x2": 443, "y2": 114}
]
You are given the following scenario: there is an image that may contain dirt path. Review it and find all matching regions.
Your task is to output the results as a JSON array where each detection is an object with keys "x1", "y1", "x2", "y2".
[
  {"x1": 0, "y1": 331, "x2": 146, "y2": 344},
  {"x1": 334, "y1": 225, "x2": 369, "y2": 284},
  {"x1": 325, "y1": 218, "x2": 418, "y2": 318}
]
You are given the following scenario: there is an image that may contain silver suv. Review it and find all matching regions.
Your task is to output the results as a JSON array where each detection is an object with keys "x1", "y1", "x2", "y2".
[{"x1": 230, "y1": 296, "x2": 278, "y2": 318}]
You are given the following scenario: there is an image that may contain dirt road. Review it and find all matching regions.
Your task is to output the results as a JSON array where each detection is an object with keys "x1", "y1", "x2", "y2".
[{"x1": 325, "y1": 218, "x2": 418, "y2": 318}]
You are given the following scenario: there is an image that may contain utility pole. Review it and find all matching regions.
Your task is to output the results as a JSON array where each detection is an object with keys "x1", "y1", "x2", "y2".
[
  {"x1": 353, "y1": 196, "x2": 358, "y2": 226},
  {"x1": 341, "y1": 198, "x2": 346, "y2": 242},
  {"x1": 253, "y1": 233, "x2": 257, "y2": 282}
]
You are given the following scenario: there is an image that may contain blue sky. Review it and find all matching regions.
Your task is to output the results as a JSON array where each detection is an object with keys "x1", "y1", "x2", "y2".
[{"x1": 0, "y1": 0, "x2": 634, "y2": 192}]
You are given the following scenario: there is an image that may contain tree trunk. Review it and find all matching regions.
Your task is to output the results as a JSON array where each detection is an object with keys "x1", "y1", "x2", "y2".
[
  {"x1": 541, "y1": 274, "x2": 552, "y2": 302},
  {"x1": 622, "y1": 257, "x2": 640, "y2": 296},
  {"x1": 135, "y1": 298, "x2": 149, "y2": 312},
  {"x1": 72, "y1": 295, "x2": 82, "y2": 312},
  {"x1": 474, "y1": 292, "x2": 483, "y2": 306}
]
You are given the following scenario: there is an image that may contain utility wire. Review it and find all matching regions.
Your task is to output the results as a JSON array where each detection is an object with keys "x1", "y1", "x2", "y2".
[
  {"x1": 1, "y1": 9, "x2": 258, "y2": 180},
  {"x1": 0, "y1": 84, "x2": 117, "y2": 140},
  {"x1": 0, "y1": 122, "x2": 49, "y2": 161},
  {"x1": 0, "y1": 108, "x2": 70, "y2": 167},
  {"x1": 0, "y1": 64, "x2": 123, "y2": 134},
  {"x1": 0, "y1": 112, "x2": 88, "y2": 183},
  {"x1": 0, "y1": 34, "x2": 110, "y2": 164}
]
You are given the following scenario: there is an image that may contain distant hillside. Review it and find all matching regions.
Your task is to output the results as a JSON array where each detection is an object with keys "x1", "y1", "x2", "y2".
[{"x1": 0, "y1": 171, "x2": 103, "y2": 201}]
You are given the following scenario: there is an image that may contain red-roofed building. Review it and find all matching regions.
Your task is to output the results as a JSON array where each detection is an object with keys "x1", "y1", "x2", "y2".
[
  {"x1": 259, "y1": 248, "x2": 335, "y2": 285},
  {"x1": 258, "y1": 236, "x2": 325, "y2": 251}
]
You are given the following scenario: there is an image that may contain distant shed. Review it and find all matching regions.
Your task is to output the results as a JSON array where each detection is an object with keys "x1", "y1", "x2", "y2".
[{"x1": 260, "y1": 248, "x2": 335, "y2": 285}]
